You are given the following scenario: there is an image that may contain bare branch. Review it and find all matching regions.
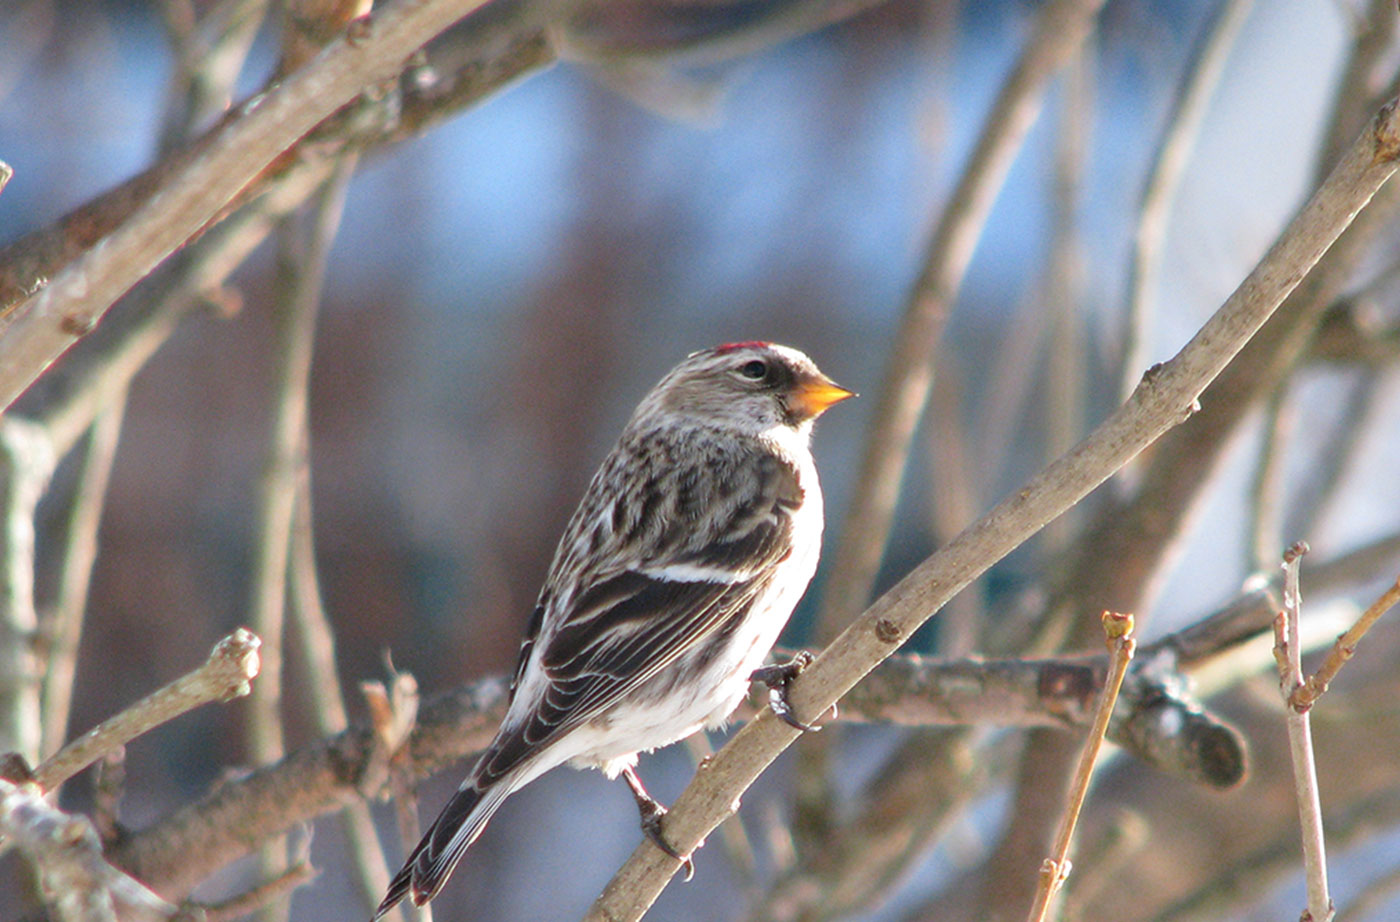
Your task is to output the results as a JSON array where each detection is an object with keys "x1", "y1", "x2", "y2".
[
  {"x1": 157, "y1": 0, "x2": 273, "y2": 152},
  {"x1": 289, "y1": 431, "x2": 396, "y2": 912},
  {"x1": 0, "y1": 0, "x2": 495, "y2": 410},
  {"x1": 94, "y1": 601, "x2": 1263, "y2": 907},
  {"x1": 1247, "y1": 384, "x2": 1291, "y2": 571},
  {"x1": 1042, "y1": 52, "x2": 1092, "y2": 552},
  {"x1": 91, "y1": 749, "x2": 125, "y2": 845},
  {"x1": 33, "y1": 629, "x2": 261, "y2": 792},
  {"x1": 0, "y1": 777, "x2": 176, "y2": 922},
  {"x1": 187, "y1": 857, "x2": 319, "y2": 922}
]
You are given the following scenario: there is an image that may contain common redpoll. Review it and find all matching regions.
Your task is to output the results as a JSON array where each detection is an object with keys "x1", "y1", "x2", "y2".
[{"x1": 375, "y1": 342, "x2": 852, "y2": 917}]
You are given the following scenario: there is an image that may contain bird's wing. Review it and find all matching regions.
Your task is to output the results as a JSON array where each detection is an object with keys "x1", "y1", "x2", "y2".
[{"x1": 479, "y1": 445, "x2": 803, "y2": 785}]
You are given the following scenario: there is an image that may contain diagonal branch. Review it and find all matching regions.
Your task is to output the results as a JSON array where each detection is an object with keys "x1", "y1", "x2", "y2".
[
  {"x1": 0, "y1": 0, "x2": 493, "y2": 410},
  {"x1": 580, "y1": 95, "x2": 1400, "y2": 922},
  {"x1": 32, "y1": 629, "x2": 261, "y2": 792}
]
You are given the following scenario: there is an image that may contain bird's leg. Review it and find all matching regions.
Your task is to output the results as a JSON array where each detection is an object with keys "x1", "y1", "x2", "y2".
[
  {"x1": 621, "y1": 765, "x2": 695, "y2": 880},
  {"x1": 750, "y1": 650, "x2": 837, "y2": 732}
]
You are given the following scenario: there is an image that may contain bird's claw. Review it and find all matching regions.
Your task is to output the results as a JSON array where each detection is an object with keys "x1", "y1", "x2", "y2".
[
  {"x1": 636, "y1": 798, "x2": 695, "y2": 880},
  {"x1": 624, "y1": 766, "x2": 695, "y2": 880},
  {"x1": 750, "y1": 651, "x2": 835, "y2": 732}
]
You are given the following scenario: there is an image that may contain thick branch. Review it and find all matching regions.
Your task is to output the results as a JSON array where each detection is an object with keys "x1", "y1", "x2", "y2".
[
  {"x1": 100, "y1": 614, "x2": 1262, "y2": 905},
  {"x1": 108, "y1": 672, "x2": 511, "y2": 899}
]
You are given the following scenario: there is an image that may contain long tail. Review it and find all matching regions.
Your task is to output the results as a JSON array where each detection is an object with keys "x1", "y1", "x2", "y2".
[{"x1": 374, "y1": 771, "x2": 521, "y2": 919}]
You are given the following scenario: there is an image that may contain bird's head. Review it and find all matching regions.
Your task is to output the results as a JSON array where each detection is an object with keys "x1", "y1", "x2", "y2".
[{"x1": 634, "y1": 342, "x2": 854, "y2": 437}]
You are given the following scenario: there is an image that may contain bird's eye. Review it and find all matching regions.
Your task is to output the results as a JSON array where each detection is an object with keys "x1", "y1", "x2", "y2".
[{"x1": 739, "y1": 359, "x2": 768, "y2": 380}]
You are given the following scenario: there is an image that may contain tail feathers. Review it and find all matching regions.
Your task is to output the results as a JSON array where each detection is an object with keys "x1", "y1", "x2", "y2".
[{"x1": 373, "y1": 779, "x2": 516, "y2": 919}]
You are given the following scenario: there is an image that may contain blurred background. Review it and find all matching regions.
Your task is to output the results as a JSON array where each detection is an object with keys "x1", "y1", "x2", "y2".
[{"x1": 3, "y1": 0, "x2": 1399, "y2": 920}]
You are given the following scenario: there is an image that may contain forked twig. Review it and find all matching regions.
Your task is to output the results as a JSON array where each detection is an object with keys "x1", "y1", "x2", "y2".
[{"x1": 1271, "y1": 542, "x2": 1334, "y2": 922}]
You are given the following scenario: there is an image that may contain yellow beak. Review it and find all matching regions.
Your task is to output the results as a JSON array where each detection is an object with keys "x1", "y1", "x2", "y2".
[{"x1": 789, "y1": 376, "x2": 856, "y2": 420}]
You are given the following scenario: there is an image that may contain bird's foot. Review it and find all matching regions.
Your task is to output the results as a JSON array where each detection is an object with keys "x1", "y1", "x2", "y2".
[
  {"x1": 622, "y1": 766, "x2": 695, "y2": 880},
  {"x1": 750, "y1": 650, "x2": 836, "y2": 732}
]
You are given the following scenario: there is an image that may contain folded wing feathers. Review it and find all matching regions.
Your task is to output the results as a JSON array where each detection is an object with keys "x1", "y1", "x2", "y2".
[{"x1": 378, "y1": 438, "x2": 804, "y2": 919}]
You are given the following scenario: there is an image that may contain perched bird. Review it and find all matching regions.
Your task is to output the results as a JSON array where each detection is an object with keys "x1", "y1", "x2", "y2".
[{"x1": 375, "y1": 342, "x2": 852, "y2": 917}]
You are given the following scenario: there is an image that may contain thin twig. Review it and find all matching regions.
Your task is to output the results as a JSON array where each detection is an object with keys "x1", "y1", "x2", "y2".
[
  {"x1": 1291, "y1": 574, "x2": 1400, "y2": 710},
  {"x1": 924, "y1": 361, "x2": 981, "y2": 656},
  {"x1": 1287, "y1": 367, "x2": 1384, "y2": 540},
  {"x1": 33, "y1": 629, "x2": 260, "y2": 791},
  {"x1": 581, "y1": 95, "x2": 1400, "y2": 922},
  {"x1": 38, "y1": 400, "x2": 127, "y2": 761},
  {"x1": 246, "y1": 155, "x2": 355, "y2": 922},
  {"x1": 1314, "y1": 0, "x2": 1399, "y2": 184},
  {"x1": 0, "y1": 418, "x2": 54, "y2": 764},
  {"x1": 1272, "y1": 541, "x2": 1334, "y2": 922},
  {"x1": 1247, "y1": 383, "x2": 1291, "y2": 572},
  {"x1": 91, "y1": 748, "x2": 125, "y2": 844},
  {"x1": 363, "y1": 666, "x2": 428, "y2": 922},
  {"x1": 289, "y1": 466, "x2": 349, "y2": 736},
  {"x1": 1024, "y1": 611, "x2": 1135, "y2": 922},
  {"x1": 157, "y1": 0, "x2": 272, "y2": 153},
  {"x1": 1043, "y1": 52, "x2": 1091, "y2": 552},
  {"x1": 1118, "y1": 0, "x2": 1256, "y2": 400},
  {"x1": 185, "y1": 857, "x2": 319, "y2": 922},
  {"x1": 290, "y1": 460, "x2": 395, "y2": 912},
  {"x1": 248, "y1": 157, "x2": 352, "y2": 765}
]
